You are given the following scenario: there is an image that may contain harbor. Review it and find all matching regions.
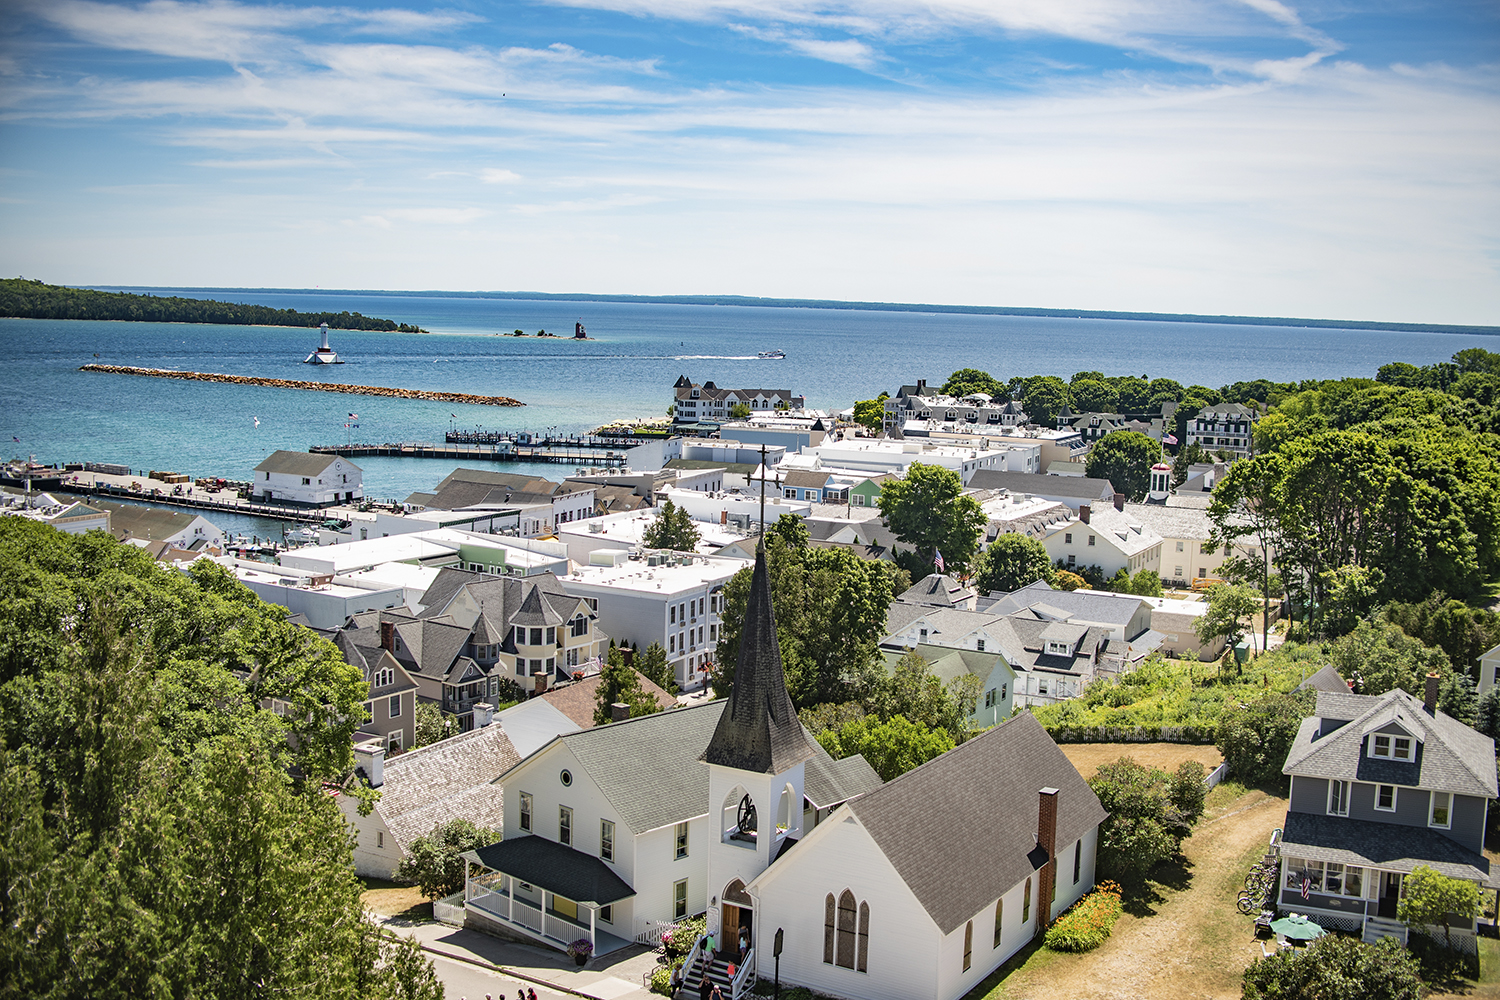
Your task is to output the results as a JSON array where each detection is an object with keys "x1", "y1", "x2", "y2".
[{"x1": 310, "y1": 441, "x2": 629, "y2": 467}]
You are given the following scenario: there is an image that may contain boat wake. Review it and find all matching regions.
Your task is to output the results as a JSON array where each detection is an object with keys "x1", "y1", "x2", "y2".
[{"x1": 672, "y1": 354, "x2": 763, "y2": 361}]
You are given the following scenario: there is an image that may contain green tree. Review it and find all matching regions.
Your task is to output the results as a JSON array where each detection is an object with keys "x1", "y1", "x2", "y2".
[
  {"x1": 593, "y1": 647, "x2": 666, "y2": 724},
  {"x1": 1329, "y1": 620, "x2": 1451, "y2": 701},
  {"x1": 1214, "y1": 692, "x2": 1312, "y2": 784},
  {"x1": 1088, "y1": 757, "x2": 1194, "y2": 883},
  {"x1": 941, "y1": 368, "x2": 1004, "y2": 399},
  {"x1": 1019, "y1": 376, "x2": 1072, "y2": 425},
  {"x1": 1084, "y1": 430, "x2": 1163, "y2": 500},
  {"x1": 815, "y1": 714, "x2": 955, "y2": 781},
  {"x1": 972, "y1": 533, "x2": 1055, "y2": 594},
  {"x1": 1171, "y1": 441, "x2": 1208, "y2": 485},
  {"x1": 877, "y1": 462, "x2": 986, "y2": 573},
  {"x1": 1477, "y1": 687, "x2": 1500, "y2": 741},
  {"x1": 1195, "y1": 583, "x2": 1258, "y2": 655},
  {"x1": 767, "y1": 511, "x2": 809, "y2": 549},
  {"x1": 1398, "y1": 865, "x2": 1480, "y2": 950},
  {"x1": 729, "y1": 402, "x2": 752, "y2": 420},
  {"x1": 1071, "y1": 379, "x2": 1119, "y2": 413},
  {"x1": 642, "y1": 498, "x2": 702, "y2": 551},
  {"x1": 1208, "y1": 454, "x2": 1282, "y2": 652},
  {"x1": 1126, "y1": 570, "x2": 1164, "y2": 597},
  {"x1": 712, "y1": 539, "x2": 902, "y2": 707},
  {"x1": 396, "y1": 818, "x2": 498, "y2": 901},
  {"x1": 851, "y1": 393, "x2": 888, "y2": 432},
  {"x1": 1053, "y1": 569, "x2": 1087, "y2": 591},
  {"x1": 413, "y1": 701, "x2": 457, "y2": 748},
  {"x1": 1383, "y1": 593, "x2": 1500, "y2": 672},
  {"x1": 635, "y1": 641, "x2": 677, "y2": 694},
  {"x1": 1242, "y1": 934, "x2": 1422, "y2": 1000},
  {"x1": 867, "y1": 652, "x2": 979, "y2": 742}
]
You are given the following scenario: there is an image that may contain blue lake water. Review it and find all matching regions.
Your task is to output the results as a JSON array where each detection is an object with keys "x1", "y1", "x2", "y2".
[{"x1": 3, "y1": 289, "x2": 1497, "y2": 512}]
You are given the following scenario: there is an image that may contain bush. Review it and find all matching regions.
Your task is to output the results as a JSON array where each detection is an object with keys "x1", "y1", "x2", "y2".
[
  {"x1": 395, "y1": 818, "x2": 498, "y2": 901},
  {"x1": 1242, "y1": 934, "x2": 1422, "y2": 1000},
  {"x1": 1215, "y1": 692, "x2": 1313, "y2": 785},
  {"x1": 648, "y1": 966, "x2": 674, "y2": 996},
  {"x1": 1089, "y1": 759, "x2": 1198, "y2": 883},
  {"x1": 1044, "y1": 881, "x2": 1123, "y2": 952}
]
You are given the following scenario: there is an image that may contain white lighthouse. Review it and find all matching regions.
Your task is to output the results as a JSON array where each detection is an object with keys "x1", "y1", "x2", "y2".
[{"x1": 303, "y1": 323, "x2": 344, "y2": 364}]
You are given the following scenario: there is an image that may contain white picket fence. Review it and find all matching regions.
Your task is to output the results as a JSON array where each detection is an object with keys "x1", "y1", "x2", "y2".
[{"x1": 1205, "y1": 761, "x2": 1231, "y2": 790}]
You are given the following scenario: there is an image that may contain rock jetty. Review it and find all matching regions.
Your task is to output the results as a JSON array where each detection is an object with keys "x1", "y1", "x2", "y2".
[{"x1": 80, "y1": 365, "x2": 524, "y2": 407}]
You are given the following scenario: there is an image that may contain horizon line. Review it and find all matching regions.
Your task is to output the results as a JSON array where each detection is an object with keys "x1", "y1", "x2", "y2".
[{"x1": 84, "y1": 284, "x2": 1500, "y2": 338}]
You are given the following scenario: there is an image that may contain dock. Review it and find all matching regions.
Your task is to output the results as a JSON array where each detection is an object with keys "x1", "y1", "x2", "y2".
[
  {"x1": 445, "y1": 430, "x2": 633, "y2": 450},
  {"x1": 311, "y1": 442, "x2": 628, "y2": 467},
  {"x1": 58, "y1": 473, "x2": 342, "y2": 523}
]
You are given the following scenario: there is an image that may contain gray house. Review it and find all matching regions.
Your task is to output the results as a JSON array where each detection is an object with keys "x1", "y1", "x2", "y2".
[{"x1": 1278, "y1": 680, "x2": 1499, "y2": 949}]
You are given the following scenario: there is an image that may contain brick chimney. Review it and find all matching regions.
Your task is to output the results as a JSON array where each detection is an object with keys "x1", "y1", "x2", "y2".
[
  {"x1": 353, "y1": 738, "x2": 385, "y2": 788},
  {"x1": 1034, "y1": 787, "x2": 1059, "y2": 938},
  {"x1": 472, "y1": 701, "x2": 495, "y2": 728},
  {"x1": 611, "y1": 701, "x2": 630, "y2": 723},
  {"x1": 380, "y1": 620, "x2": 394, "y2": 651},
  {"x1": 1113, "y1": 493, "x2": 1125, "y2": 512},
  {"x1": 1078, "y1": 504, "x2": 1091, "y2": 525},
  {"x1": 1425, "y1": 672, "x2": 1440, "y2": 714}
]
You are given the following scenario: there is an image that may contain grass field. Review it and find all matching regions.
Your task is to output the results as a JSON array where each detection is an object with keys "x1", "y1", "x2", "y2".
[
  {"x1": 359, "y1": 877, "x2": 432, "y2": 921},
  {"x1": 1060, "y1": 743, "x2": 1223, "y2": 780}
]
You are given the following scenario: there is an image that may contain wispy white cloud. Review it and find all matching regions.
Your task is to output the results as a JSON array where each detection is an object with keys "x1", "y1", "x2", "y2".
[{"x1": 480, "y1": 168, "x2": 522, "y2": 183}]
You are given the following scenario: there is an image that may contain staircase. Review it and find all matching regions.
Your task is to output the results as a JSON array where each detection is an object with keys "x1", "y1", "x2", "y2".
[
  {"x1": 1363, "y1": 915, "x2": 1408, "y2": 946},
  {"x1": 678, "y1": 952, "x2": 737, "y2": 996}
]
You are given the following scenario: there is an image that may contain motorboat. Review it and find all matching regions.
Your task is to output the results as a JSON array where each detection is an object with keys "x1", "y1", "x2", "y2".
[
  {"x1": 303, "y1": 323, "x2": 344, "y2": 364},
  {"x1": 757, "y1": 349, "x2": 786, "y2": 360}
]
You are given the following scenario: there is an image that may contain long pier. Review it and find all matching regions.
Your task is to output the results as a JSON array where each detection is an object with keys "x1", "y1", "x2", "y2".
[
  {"x1": 80, "y1": 365, "x2": 525, "y2": 407},
  {"x1": 446, "y1": 430, "x2": 632, "y2": 450},
  {"x1": 64, "y1": 482, "x2": 330, "y2": 523},
  {"x1": 312, "y1": 442, "x2": 628, "y2": 467}
]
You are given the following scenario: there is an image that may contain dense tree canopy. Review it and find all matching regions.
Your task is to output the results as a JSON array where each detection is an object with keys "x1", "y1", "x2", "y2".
[
  {"x1": 0, "y1": 277, "x2": 425, "y2": 331},
  {"x1": 1243, "y1": 935, "x2": 1423, "y2": 1000},
  {"x1": 972, "y1": 533, "x2": 1054, "y2": 595},
  {"x1": 1088, "y1": 757, "x2": 1205, "y2": 883},
  {"x1": 852, "y1": 393, "x2": 888, "y2": 432},
  {"x1": 0, "y1": 519, "x2": 438, "y2": 999},
  {"x1": 940, "y1": 368, "x2": 1005, "y2": 399}
]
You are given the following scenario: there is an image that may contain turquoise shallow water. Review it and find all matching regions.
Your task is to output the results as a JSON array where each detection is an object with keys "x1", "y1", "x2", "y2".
[{"x1": 3, "y1": 290, "x2": 1497, "y2": 506}]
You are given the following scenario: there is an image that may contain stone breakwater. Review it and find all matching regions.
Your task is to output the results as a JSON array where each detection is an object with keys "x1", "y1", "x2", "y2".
[{"x1": 79, "y1": 365, "x2": 524, "y2": 407}]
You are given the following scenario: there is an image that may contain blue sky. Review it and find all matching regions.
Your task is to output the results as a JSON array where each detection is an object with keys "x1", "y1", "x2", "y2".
[{"x1": 1, "y1": 0, "x2": 1497, "y2": 323}]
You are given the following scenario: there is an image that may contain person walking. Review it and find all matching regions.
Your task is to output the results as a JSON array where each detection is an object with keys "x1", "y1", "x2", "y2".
[{"x1": 698, "y1": 969, "x2": 712, "y2": 1000}]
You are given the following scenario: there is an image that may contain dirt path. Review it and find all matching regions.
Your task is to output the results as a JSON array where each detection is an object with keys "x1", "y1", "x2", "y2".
[
  {"x1": 999, "y1": 788, "x2": 1287, "y2": 1000},
  {"x1": 1060, "y1": 743, "x2": 1224, "y2": 781}
]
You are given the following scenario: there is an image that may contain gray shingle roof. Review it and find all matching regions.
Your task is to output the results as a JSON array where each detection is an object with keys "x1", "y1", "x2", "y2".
[
  {"x1": 511, "y1": 586, "x2": 564, "y2": 627},
  {"x1": 1280, "y1": 811, "x2": 1499, "y2": 888},
  {"x1": 366, "y1": 723, "x2": 520, "y2": 851},
  {"x1": 1284, "y1": 688, "x2": 1498, "y2": 798},
  {"x1": 500, "y1": 700, "x2": 876, "y2": 834},
  {"x1": 898, "y1": 573, "x2": 976, "y2": 608},
  {"x1": 849, "y1": 713, "x2": 1107, "y2": 934},
  {"x1": 253, "y1": 449, "x2": 349, "y2": 477},
  {"x1": 966, "y1": 470, "x2": 1116, "y2": 499},
  {"x1": 1297, "y1": 664, "x2": 1350, "y2": 694}
]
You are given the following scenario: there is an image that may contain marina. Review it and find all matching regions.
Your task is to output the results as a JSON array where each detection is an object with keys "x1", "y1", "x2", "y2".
[{"x1": 310, "y1": 441, "x2": 629, "y2": 467}]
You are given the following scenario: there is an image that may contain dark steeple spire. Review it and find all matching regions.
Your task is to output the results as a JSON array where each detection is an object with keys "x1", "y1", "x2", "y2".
[{"x1": 701, "y1": 542, "x2": 818, "y2": 774}]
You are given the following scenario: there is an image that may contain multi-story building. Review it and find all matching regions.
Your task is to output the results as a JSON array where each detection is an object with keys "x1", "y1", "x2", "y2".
[
  {"x1": 1277, "y1": 681, "x2": 1498, "y2": 949},
  {"x1": 1185, "y1": 403, "x2": 1259, "y2": 459},
  {"x1": 1039, "y1": 500, "x2": 1164, "y2": 580},
  {"x1": 672, "y1": 376, "x2": 805, "y2": 425},
  {"x1": 881, "y1": 380, "x2": 1030, "y2": 434},
  {"x1": 560, "y1": 552, "x2": 752, "y2": 691}
]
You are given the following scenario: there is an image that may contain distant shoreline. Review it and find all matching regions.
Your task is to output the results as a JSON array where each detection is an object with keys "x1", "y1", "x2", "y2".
[{"x1": 89, "y1": 285, "x2": 1500, "y2": 338}]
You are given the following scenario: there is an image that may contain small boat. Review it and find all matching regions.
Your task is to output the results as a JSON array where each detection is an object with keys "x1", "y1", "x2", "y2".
[
  {"x1": 757, "y1": 350, "x2": 786, "y2": 360},
  {"x1": 303, "y1": 323, "x2": 344, "y2": 364}
]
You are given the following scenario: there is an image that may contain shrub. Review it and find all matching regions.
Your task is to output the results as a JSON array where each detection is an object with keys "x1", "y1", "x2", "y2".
[
  {"x1": 394, "y1": 818, "x2": 498, "y2": 901},
  {"x1": 648, "y1": 966, "x2": 674, "y2": 996},
  {"x1": 1044, "y1": 881, "x2": 1123, "y2": 952},
  {"x1": 1215, "y1": 692, "x2": 1312, "y2": 784},
  {"x1": 1242, "y1": 934, "x2": 1422, "y2": 1000}
]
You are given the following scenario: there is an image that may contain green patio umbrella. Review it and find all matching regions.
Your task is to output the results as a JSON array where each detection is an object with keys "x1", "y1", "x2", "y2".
[{"x1": 1269, "y1": 914, "x2": 1327, "y2": 941}]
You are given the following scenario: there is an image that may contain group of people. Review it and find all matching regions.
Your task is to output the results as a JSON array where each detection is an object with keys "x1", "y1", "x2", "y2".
[{"x1": 459, "y1": 989, "x2": 541, "y2": 1000}]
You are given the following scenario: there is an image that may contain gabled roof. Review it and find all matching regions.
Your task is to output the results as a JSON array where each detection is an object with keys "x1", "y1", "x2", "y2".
[
  {"x1": 1297, "y1": 664, "x2": 1350, "y2": 694},
  {"x1": 702, "y1": 544, "x2": 819, "y2": 775},
  {"x1": 846, "y1": 713, "x2": 1106, "y2": 934},
  {"x1": 498, "y1": 701, "x2": 878, "y2": 835},
  {"x1": 1283, "y1": 688, "x2": 1498, "y2": 798},
  {"x1": 254, "y1": 450, "x2": 353, "y2": 477},
  {"x1": 511, "y1": 586, "x2": 564, "y2": 627},
  {"x1": 1281, "y1": 812, "x2": 1499, "y2": 888},
  {"x1": 357, "y1": 723, "x2": 520, "y2": 852},
  {"x1": 966, "y1": 470, "x2": 1116, "y2": 499}
]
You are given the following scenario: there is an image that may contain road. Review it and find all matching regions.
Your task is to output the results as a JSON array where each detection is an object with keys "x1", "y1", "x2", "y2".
[{"x1": 429, "y1": 953, "x2": 576, "y2": 1000}]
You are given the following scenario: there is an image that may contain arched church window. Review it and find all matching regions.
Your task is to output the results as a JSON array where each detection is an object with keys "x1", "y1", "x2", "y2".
[
  {"x1": 857, "y1": 901, "x2": 869, "y2": 972},
  {"x1": 836, "y1": 889, "x2": 857, "y2": 968},
  {"x1": 823, "y1": 894, "x2": 835, "y2": 964}
]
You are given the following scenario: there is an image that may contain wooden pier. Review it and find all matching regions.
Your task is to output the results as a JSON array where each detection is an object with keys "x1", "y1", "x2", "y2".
[
  {"x1": 64, "y1": 482, "x2": 332, "y2": 523},
  {"x1": 312, "y1": 442, "x2": 628, "y2": 467},
  {"x1": 445, "y1": 430, "x2": 630, "y2": 450}
]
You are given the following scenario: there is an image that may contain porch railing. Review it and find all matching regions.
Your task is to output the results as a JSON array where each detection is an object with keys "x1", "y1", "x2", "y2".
[{"x1": 731, "y1": 948, "x2": 756, "y2": 1000}]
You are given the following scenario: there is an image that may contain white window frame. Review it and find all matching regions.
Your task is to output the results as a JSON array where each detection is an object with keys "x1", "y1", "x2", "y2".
[
  {"x1": 1375, "y1": 784, "x2": 1397, "y2": 812},
  {"x1": 1327, "y1": 779, "x2": 1349, "y2": 817},
  {"x1": 1430, "y1": 791, "x2": 1452, "y2": 829},
  {"x1": 601, "y1": 819, "x2": 615, "y2": 862},
  {"x1": 1371, "y1": 734, "x2": 1392, "y2": 759},
  {"x1": 675, "y1": 821, "x2": 689, "y2": 859},
  {"x1": 519, "y1": 791, "x2": 533, "y2": 832}
]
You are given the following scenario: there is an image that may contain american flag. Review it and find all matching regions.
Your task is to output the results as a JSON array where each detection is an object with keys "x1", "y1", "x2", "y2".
[
  {"x1": 348, "y1": 413, "x2": 359, "y2": 419},
  {"x1": 934, "y1": 551, "x2": 945, "y2": 572}
]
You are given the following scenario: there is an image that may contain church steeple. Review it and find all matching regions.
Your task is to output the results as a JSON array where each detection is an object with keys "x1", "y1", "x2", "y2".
[{"x1": 702, "y1": 542, "x2": 817, "y2": 774}]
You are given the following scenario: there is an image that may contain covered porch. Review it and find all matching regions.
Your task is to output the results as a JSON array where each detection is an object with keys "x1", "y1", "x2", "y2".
[{"x1": 461, "y1": 836, "x2": 636, "y2": 958}]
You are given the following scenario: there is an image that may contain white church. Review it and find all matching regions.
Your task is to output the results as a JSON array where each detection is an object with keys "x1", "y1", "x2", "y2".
[{"x1": 460, "y1": 543, "x2": 1106, "y2": 1000}]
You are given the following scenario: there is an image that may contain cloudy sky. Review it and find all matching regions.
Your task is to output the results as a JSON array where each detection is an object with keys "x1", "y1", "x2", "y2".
[{"x1": 1, "y1": 0, "x2": 1496, "y2": 323}]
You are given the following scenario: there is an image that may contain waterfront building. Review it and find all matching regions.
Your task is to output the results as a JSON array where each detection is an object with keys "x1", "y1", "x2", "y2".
[
  {"x1": 881, "y1": 380, "x2": 1030, "y2": 434},
  {"x1": 671, "y1": 375, "x2": 805, "y2": 426},
  {"x1": 1184, "y1": 403, "x2": 1260, "y2": 459},
  {"x1": 252, "y1": 450, "x2": 363, "y2": 506}
]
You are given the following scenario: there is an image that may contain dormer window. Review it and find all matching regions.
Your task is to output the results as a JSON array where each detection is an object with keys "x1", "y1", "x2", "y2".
[
  {"x1": 1046, "y1": 641, "x2": 1073, "y2": 656},
  {"x1": 1370, "y1": 733, "x2": 1414, "y2": 760}
]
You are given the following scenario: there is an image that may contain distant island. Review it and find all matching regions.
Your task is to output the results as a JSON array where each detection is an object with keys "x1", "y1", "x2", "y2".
[
  {"x1": 95, "y1": 284, "x2": 1499, "y2": 337},
  {"x1": 0, "y1": 278, "x2": 428, "y2": 332}
]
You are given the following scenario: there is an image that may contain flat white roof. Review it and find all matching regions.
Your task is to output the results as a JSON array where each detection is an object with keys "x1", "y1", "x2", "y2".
[
  {"x1": 232, "y1": 561, "x2": 392, "y2": 601},
  {"x1": 1075, "y1": 589, "x2": 1207, "y2": 616},
  {"x1": 562, "y1": 554, "x2": 751, "y2": 595},
  {"x1": 557, "y1": 509, "x2": 745, "y2": 552}
]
